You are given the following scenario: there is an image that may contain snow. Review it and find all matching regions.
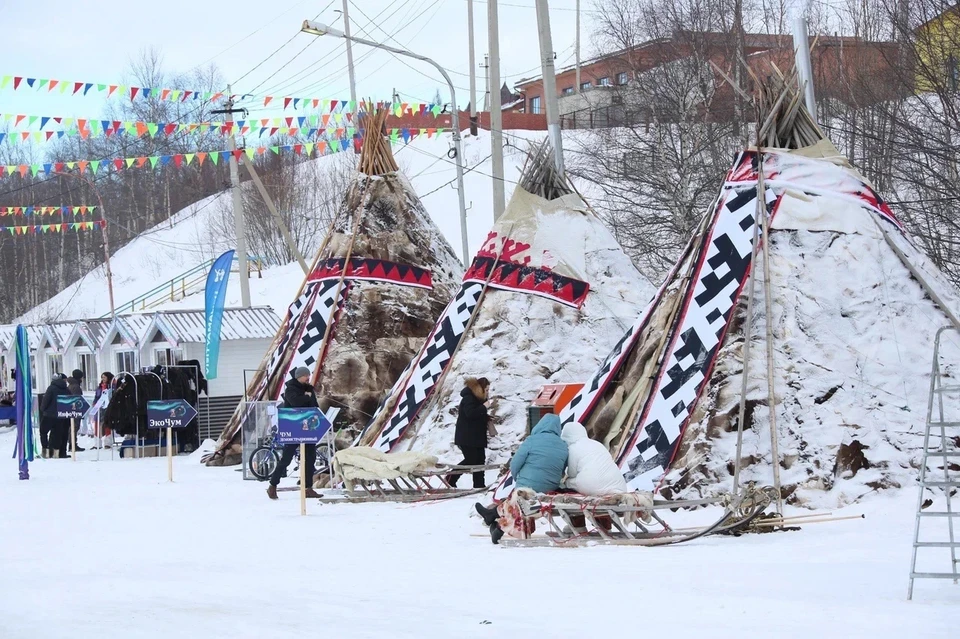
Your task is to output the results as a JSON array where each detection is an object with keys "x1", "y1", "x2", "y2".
[
  {"x1": 18, "y1": 129, "x2": 550, "y2": 323},
  {"x1": 1, "y1": 427, "x2": 957, "y2": 638},
  {"x1": 672, "y1": 148, "x2": 960, "y2": 508}
]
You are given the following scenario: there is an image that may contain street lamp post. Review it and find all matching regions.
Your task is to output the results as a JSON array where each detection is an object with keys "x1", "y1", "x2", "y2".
[{"x1": 300, "y1": 20, "x2": 471, "y2": 265}]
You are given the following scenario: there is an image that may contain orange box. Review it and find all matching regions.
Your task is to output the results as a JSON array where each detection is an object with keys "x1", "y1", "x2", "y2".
[{"x1": 532, "y1": 383, "x2": 584, "y2": 413}]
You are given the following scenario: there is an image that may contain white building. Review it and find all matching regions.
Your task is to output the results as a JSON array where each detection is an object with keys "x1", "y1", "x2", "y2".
[{"x1": 138, "y1": 307, "x2": 277, "y2": 397}]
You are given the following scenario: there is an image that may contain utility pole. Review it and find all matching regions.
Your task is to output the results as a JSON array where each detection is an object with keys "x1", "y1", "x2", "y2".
[
  {"x1": 535, "y1": 0, "x2": 564, "y2": 173},
  {"x1": 342, "y1": 0, "x2": 357, "y2": 111},
  {"x1": 488, "y1": 0, "x2": 506, "y2": 219},
  {"x1": 733, "y1": 0, "x2": 746, "y2": 139},
  {"x1": 575, "y1": 0, "x2": 581, "y2": 94},
  {"x1": 213, "y1": 90, "x2": 251, "y2": 308},
  {"x1": 468, "y1": 0, "x2": 478, "y2": 135}
]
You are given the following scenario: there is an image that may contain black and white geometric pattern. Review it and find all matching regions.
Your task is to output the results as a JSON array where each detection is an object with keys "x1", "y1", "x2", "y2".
[
  {"x1": 366, "y1": 281, "x2": 485, "y2": 451},
  {"x1": 255, "y1": 283, "x2": 319, "y2": 401},
  {"x1": 619, "y1": 185, "x2": 777, "y2": 490},
  {"x1": 276, "y1": 280, "x2": 351, "y2": 398}
]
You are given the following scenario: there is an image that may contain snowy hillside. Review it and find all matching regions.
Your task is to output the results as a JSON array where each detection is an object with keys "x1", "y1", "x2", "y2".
[{"x1": 18, "y1": 129, "x2": 556, "y2": 322}]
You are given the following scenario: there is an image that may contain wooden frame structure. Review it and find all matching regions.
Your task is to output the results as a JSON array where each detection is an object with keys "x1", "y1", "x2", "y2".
[
  {"x1": 499, "y1": 485, "x2": 776, "y2": 547},
  {"x1": 314, "y1": 463, "x2": 504, "y2": 504}
]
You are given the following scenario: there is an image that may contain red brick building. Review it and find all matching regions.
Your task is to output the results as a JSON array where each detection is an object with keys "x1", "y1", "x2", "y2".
[{"x1": 515, "y1": 30, "x2": 905, "y2": 127}]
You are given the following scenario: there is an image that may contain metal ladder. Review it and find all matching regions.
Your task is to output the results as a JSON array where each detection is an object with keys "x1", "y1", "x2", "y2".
[{"x1": 908, "y1": 326, "x2": 960, "y2": 599}]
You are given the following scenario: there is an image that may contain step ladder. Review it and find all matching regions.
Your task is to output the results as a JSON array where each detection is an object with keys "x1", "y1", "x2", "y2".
[{"x1": 908, "y1": 325, "x2": 960, "y2": 599}]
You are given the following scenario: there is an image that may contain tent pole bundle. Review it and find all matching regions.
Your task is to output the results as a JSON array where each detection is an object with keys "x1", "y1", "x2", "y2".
[{"x1": 517, "y1": 139, "x2": 572, "y2": 200}]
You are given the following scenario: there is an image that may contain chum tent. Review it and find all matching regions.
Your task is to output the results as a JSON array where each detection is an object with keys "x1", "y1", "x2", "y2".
[
  {"x1": 207, "y1": 108, "x2": 463, "y2": 466},
  {"x1": 495, "y1": 77, "x2": 960, "y2": 508},
  {"x1": 358, "y1": 142, "x2": 652, "y2": 473}
]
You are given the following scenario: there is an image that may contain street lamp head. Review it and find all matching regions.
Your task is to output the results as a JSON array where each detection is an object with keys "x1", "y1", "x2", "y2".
[{"x1": 301, "y1": 20, "x2": 343, "y2": 38}]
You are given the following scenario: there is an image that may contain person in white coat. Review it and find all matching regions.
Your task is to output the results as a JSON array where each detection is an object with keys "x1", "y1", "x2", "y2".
[{"x1": 560, "y1": 422, "x2": 628, "y2": 495}]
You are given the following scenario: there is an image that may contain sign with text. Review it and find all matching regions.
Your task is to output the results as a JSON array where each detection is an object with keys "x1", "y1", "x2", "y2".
[
  {"x1": 276, "y1": 408, "x2": 331, "y2": 445},
  {"x1": 146, "y1": 400, "x2": 198, "y2": 429},
  {"x1": 56, "y1": 395, "x2": 90, "y2": 419}
]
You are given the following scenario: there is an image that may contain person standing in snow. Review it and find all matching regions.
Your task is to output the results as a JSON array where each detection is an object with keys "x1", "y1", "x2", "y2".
[
  {"x1": 267, "y1": 367, "x2": 322, "y2": 501},
  {"x1": 39, "y1": 373, "x2": 70, "y2": 458},
  {"x1": 65, "y1": 369, "x2": 86, "y2": 453},
  {"x1": 559, "y1": 422, "x2": 627, "y2": 495},
  {"x1": 447, "y1": 377, "x2": 496, "y2": 489},
  {"x1": 94, "y1": 372, "x2": 115, "y2": 448},
  {"x1": 476, "y1": 413, "x2": 568, "y2": 543}
]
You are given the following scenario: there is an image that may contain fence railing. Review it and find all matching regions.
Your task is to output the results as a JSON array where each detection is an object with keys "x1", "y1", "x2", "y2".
[{"x1": 102, "y1": 255, "x2": 272, "y2": 318}]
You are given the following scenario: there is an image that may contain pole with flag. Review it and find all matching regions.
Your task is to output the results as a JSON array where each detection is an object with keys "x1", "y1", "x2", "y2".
[
  {"x1": 204, "y1": 250, "x2": 235, "y2": 380},
  {"x1": 12, "y1": 325, "x2": 36, "y2": 480}
]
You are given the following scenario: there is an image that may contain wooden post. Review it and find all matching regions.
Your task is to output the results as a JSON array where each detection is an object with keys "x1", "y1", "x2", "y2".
[
  {"x1": 167, "y1": 426, "x2": 173, "y2": 482},
  {"x1": 71, "y1": 418, "x2": 77, "y2": 461},
  {"x1": 299, "y1": 443, "x2": 307, "y2": 516}
]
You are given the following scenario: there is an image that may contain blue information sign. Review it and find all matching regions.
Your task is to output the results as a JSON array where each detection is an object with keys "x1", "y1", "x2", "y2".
[
  {"x1": 56, "y1": 395, "x2": 90, "y2": 419},
  {"x1": 276, "y1": 408, "x2": 332, "y2": 445},
  {"x1": 146, "y1": 400, "x2": 199, "y2": 430}
]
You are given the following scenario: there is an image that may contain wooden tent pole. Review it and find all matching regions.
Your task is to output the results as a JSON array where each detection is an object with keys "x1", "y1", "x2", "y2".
[
  {"x1": 757, "y1": 151, "x2": 784, "y2": 517},
  {"x1": 732, "y1": 167, "x2": 764, "y2": 499}
]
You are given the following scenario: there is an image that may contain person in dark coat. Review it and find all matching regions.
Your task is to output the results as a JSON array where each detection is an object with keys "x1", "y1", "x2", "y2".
[
  {"x1": 447, "y1": 377, "x2": 495, "y2": 489},
  {"x1": 39, "y1": 374, "x2": 70, "y2": 458},
  {"x1": 65, "y1": 369, "x2": 86, "y2": 453},
  {"x1": 267, "y1": 367, "x2": 322, "y2": 501}
]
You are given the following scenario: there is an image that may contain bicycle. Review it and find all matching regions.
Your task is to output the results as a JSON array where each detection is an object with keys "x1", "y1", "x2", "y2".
[{"x1": 248, "y1": 426, "x2": 334, "y2": 482}]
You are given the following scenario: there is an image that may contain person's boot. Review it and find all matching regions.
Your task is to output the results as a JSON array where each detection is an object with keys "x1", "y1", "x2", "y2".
[
  {"x1": 475, "y1": 502, "x2": 498, "y2": 527},
  {"x1": 489, "y1": 522, "x2": 504, "y2": 545},
  {"x1": 266, "y1": 484, "x2": 278, "y2": 500},
  {"x1": 304, "y1": 488, "x2": 321, "y2": 499}
]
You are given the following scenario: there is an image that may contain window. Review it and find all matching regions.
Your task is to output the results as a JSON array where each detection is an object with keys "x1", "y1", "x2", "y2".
[
  {"x1": 154, "y1": 348, "x2": 183, "y2": 367},
  {"x1": 598, "y1": 77, "x2": 611, "y2": 87},
  {"x1": 580, "y1": 81, "x2": 592, "y2": 91},
  {"x1": 949, "y1": 55, "x2": 960, "y2": 91},
  {"x1": 0, "y1": 354, "x2": 7, "y2": 391},
  {"x1": 561, "y1": 86, "x2": 574, "y2": 96},
  {"x1": 77, "y1": 352, "x2": 97, "y2": 392},
  {"x1": 529, "y1": 96, "x2": 542, "y2": 114},
  {"x1": 116, "y1": 351, "x2": 137, "y2": 374},
  {"x1": 616, "y1": 72, "x2": 629, "y2": 85},
  {"x1": 48, "y1": 354, "x2": 63, "y2": 380}
]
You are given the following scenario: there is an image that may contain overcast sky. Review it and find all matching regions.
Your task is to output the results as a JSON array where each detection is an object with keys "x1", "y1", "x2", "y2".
[{"x1": 2, "y1": 0, "x2": 599, "y2": 122}]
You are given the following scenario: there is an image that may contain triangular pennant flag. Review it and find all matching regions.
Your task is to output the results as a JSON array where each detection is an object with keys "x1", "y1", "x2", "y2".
[
  {"x1": 136, "y1": 157, "x2": 147, "y2": 168},
  {"x1": 130, "y1": 87, "x2": 140, "y2": 100},
  {"x1": 245, "y1": 148, "x2": 256, "y2": 159},
  {"x1": 197, "y1": 152, "x2": 207, "y2": 166},
  {"x1": 159, "y1": 155, "x2": 171, "y2": 166},
  {"x1": 76, "y1": 160, "x2": 88, "y2": 174},
  {"x1": 1, "y1": 76, "x2": 12, "y2": 90},
  {"x1": 149, "y1": 156, "x2": 159, "y2": 168},
  {"x1": 147, "y1": 123, "x2": 159, "y2": 138},
  {"x1": 173, "y1": 154, "x2": 184, "y2": 167},
  {"x1": 66, "y1": 162, "x2": 76, "y2": 170},
  {"x1": 125, "y1": 157, "x2": 136, "y2": 168},
  {"x1": 184, "y1": 153, "x2": 195, "y2": 165},
  {"x1": 89, "y1": 160, "x2": 100, "y2": 174},
  {"x1": 97, "y1": 83, "x2": 106, "y2": 93},
  {"x1": 108, "y1": 85, "x2": 118, "y2": 96},
  {"x1": 304, "y1": 142, "x2": 314, "y2": 156},
  {"x1": 83, "y1": 83, "x2": 93, "y2": 95}
]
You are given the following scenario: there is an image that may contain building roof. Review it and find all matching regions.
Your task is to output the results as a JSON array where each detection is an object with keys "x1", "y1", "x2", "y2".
[
  {"x1": 101, "y1": 313, "x2": 155, "y2": 350},
  {"x1": 37, "y1": 321, "x2": 76, "y2": 352},
  {"x1": 147, "y1": 307, "x2": 279, "y2": 345},
  {"x1": 0, "y1": 325, "x2": 14, "y2": 352},
  {"x1": 65, "y1": 318, "x2": 114, "y2": 351}
]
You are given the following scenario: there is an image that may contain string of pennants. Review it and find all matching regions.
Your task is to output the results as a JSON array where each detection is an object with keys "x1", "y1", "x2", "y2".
[
  {"x1": 1, "y1": 75, "x2": 445, "y2": 114},
  {"x1": 0, "y1": 206, "x2": 96, "y2": 217},
  {"x1": 0, "y1": 117, "x2": 444, "y2": 145},
  {"x1": 0, "y1": 127, "x2": 443, "y2": 179},
  {"x1": 0, "y1": 112, "x2": 357, "y2": 143},
  {"x1": 1, "y1": 220, "x2": 106, "y2": 235}
]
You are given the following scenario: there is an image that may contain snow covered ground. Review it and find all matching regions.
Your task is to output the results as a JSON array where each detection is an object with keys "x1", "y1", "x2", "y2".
[{"x1": 1, "y1": 427, "x2": 957, "y2": 638}]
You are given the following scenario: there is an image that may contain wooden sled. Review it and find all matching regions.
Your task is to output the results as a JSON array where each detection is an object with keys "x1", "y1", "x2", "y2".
[
  {"x1": 498, "y1": 485, "x2": 776, "y2": 547},
  {"x1": 315, "y1": 463, "x2": 504, "y2": 504}
]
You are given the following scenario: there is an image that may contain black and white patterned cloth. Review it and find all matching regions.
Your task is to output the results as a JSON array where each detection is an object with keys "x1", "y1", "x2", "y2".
[{"x1": 365, "y1": 281, "x2": 485, "y2": 451}]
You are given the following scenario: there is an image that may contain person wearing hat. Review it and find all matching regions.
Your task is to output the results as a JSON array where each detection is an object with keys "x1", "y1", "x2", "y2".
[{"x1": 267, "y1": 366, "x2": 321, "y2": 500}]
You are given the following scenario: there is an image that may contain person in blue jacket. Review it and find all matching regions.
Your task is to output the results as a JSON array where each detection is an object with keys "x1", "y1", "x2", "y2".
[{"x1": 475, "y1": 414, "x2": 568, "y2": 543}]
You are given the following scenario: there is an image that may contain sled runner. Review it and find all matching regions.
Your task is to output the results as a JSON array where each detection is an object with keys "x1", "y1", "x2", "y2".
[
  {"x1": 311, "y1": 447, "x2": 504, "y2": 503},
  {"x1": 498, "y1": 485, "x2": 776, "y2": 547}
]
